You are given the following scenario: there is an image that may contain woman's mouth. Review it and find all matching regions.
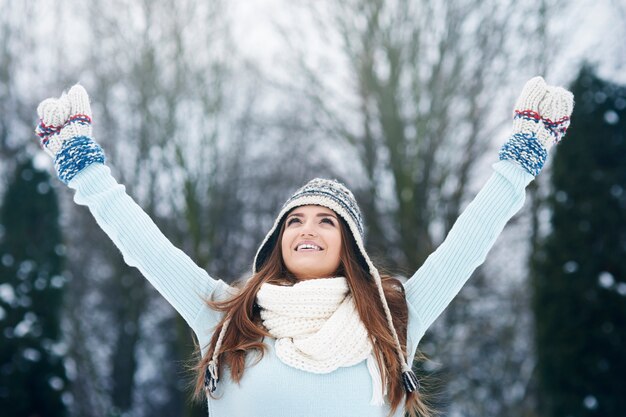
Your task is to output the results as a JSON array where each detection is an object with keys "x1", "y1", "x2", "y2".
[{"x1": 295, "y1": 242, "x2": 323, "y2": 251}]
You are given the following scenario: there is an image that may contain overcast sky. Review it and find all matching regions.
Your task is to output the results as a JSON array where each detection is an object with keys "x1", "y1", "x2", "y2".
[{"x1": 230, "y1": 0, "x2": 626, "y2": 85}]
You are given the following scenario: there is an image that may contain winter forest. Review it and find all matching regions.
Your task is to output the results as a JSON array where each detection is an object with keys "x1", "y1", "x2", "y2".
[{"x1": 1, "y1": 0, "x2": 626, "y2": 416}]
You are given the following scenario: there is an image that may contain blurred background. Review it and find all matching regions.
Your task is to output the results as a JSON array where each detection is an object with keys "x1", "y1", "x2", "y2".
[{"x1": 1, "y1": 0, "x2": 625, "y2": 416}]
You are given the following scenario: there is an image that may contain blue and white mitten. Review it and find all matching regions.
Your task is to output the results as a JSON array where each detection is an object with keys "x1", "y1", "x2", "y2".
[
  {"x1": 499, "y1": 76, "x2": 574, "y2": 176},
  {"x1": 35, "y1": 85, "x2": 105, "y2": 184}
]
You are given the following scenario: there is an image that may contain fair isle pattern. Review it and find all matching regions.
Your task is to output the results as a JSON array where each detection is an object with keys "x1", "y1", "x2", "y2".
[
  {"x1": 284, "y1": 178, "x2": 364, "y2": 237},
  {"x1": 514, "y1": 110, "x2": 570, "y2": 144},
  {"x1": 36, "y1": 114, "x2": 92, "y2": 146},
  {"x1": 55, "y1": 136, "x2": 105, "y2": 184},
  {"x1": 499, "y1": 133, "x2": 547, "y2": 176}
]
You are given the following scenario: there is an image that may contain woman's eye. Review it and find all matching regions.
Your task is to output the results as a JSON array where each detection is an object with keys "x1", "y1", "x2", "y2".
[
  {"x1": 287, "y1": 217, "x2": 301, "y2": 226},
  {"x1": 321, "y1": 218, "x2": 335, "y2": 226}
]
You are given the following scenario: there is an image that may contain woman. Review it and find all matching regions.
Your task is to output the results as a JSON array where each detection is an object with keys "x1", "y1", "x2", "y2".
[{"x1": 34, "y1": 76, "x2": 573, "y2": 417}]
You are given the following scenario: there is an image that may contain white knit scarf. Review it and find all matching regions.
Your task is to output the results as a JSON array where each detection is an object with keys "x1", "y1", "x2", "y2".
[{"x1": 256, "y1": 277, "x2": 388, "y2": 405}]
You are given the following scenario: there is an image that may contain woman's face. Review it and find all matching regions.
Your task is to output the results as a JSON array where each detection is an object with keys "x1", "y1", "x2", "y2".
[{"x1": 280, "y1": 205, "x2": 343, "y2": 279}]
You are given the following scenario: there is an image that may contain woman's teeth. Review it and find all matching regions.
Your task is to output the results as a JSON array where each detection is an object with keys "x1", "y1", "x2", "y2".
[{"x1": 297, "y1": 244, "x2": 322, "y2": 251}]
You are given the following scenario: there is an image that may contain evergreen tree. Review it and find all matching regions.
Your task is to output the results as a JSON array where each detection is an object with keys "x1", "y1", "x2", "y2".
[
  {"x1": 0, "y1": 157, "x2": 69, "y2": 417},
  {"x1": 532, "y1": 66, "x2": 626, "y2": 416}
]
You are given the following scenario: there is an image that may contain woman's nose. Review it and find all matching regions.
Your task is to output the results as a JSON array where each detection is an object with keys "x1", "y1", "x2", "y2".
[{"x1": 300, "y1": 223, "x2": 317, "y2": 236}]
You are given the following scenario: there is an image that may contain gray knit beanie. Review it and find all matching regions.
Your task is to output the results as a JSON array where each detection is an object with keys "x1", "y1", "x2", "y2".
[{"x1": 253, "y1": 178, "x2": 365, "y2": 274}]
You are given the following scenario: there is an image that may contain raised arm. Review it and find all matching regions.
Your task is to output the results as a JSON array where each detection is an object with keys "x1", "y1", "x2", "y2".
[
  {"x1": 403, "y1": 77, "x2": 574, "y2": 331},
  {"x1": 35, "y1": 85, "x2": 229, "y2": 332}
]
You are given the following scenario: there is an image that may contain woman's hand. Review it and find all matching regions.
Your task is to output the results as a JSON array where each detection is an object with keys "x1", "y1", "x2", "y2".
[
  {"x1": 35, "y1": 85, "x2": 105, "y2": 184},
  {"x1": 499, "y1": 76, "x2": 574, "y2": 176}
]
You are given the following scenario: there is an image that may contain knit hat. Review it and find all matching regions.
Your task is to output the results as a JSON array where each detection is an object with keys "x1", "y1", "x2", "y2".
[
  {"x1": 204, "y1": 178, "x2": 419, "y2": 396},
  {"x1": 253, "y1": 178, "x2": 366, "y2": 274}
]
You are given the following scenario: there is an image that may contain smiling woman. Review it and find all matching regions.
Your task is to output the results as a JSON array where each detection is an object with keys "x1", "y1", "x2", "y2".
[
  {"x1": 281, "y1": 206, "x2": 343, "y2": 279},
  {"x1": 199, "y1": 177, "x2": 424, "y2": 415},
  {"x1": 33, "y1": 77, "x2": 574, "y2": 417}
]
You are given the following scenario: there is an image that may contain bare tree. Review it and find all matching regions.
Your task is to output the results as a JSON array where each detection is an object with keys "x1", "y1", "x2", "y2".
[{"x1": 277, "y1": 0, "x2": 541, "y2": 266}]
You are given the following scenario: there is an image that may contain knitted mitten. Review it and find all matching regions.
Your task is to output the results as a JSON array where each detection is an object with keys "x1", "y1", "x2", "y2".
[
  {"x1": 499, "y1": 76, "x2": 574, "y2": 176},
  {"x1": 35, "y1": 85, "x2": 105, "y2": 184}
]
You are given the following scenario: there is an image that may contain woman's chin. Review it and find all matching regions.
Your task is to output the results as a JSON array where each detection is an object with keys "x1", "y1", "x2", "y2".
[{"x1": 291, "y1": 268, "x2": 335, "y2": 280}]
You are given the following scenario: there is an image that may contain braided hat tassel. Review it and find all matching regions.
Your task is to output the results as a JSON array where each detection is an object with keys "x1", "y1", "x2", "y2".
[
  {"x1": 370, "y1": 267, "x2": 421, "y2": 395},
  {"x1": 204, "y1": 318, "x2": 231, "y2": 395}
]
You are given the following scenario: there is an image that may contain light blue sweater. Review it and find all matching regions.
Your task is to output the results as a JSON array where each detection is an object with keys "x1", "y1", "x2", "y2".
[{"x1": 68, "y1": 160, "x2": 533, "y2": 417}]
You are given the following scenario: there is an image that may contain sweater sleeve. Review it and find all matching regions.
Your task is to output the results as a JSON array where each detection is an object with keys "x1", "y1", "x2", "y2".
[
  {"x1": 68, "y1": 163, "x2": 228, "y2": 332},
  {"x1": 403, "y1": 160, "x2": 534, "y2": 332}
]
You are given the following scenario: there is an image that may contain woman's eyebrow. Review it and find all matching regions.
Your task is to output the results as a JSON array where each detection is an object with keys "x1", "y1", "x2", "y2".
[{"x1": 287, "y1": 212, "x2": 338, "y2": 219}]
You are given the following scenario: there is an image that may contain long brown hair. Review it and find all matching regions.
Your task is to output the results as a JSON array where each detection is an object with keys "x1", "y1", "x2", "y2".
[{"x1": 192, "y1": 215, "x2": 432, "y2": 417}]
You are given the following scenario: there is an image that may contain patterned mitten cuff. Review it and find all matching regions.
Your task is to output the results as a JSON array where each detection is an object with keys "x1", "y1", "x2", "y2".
[
  {"x1": 35, "y1": 85, "x2": 106, "y2": 184},
  {"x1": 54, "y1": 136, "x2": 105, "y2": 184},
  {"x1": 499, "y1": 77, "x2": 574, "y2": 176}
]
